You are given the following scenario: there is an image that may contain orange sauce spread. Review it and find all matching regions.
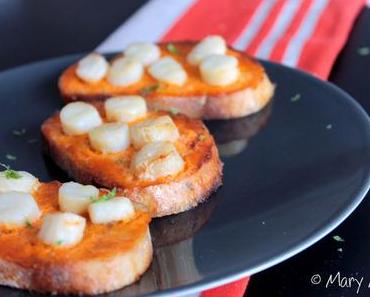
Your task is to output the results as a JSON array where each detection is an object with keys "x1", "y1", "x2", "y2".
[
  {"x1": 59, "y1": 42, "x2": 265, "y2": 97},
  {"x1": 42, "y1": 110, "x2": 214, "y2": 189},
  {"x1": 0, "y1": 182, "x2": 150, "y2": 268}
]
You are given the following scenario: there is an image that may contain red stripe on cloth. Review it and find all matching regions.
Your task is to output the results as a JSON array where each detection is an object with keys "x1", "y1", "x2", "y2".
[
  {"x1": 200, "y1": 277, "x2": 250, "y2": 297},
  {"x1": 297, "y1": 0, "x2": 365, "y2": 78},
  {"x1": 269, "y1": 0, "x2": 313, "y2": 61},
  {"x1": 245, "y1": 0, "x2": 285, "y2": 55},
  {"x1": 160, "y1": 0, "x2": 263, "y2": 44}
]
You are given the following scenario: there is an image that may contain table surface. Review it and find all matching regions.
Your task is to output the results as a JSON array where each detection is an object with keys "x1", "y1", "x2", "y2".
[{"x1": 1, "y1": 1, "x2": 369, "y2": 296}]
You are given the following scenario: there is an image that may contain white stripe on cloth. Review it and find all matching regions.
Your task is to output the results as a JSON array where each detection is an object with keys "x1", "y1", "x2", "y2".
[
  {"x1": 233, "y1": 0, "x2": 277, "y2": 50},
  {"x1": 96, "y1": 0, "x2": 197, "y2": 53},
  {"x1": 281, "y1": 0, "x2": 329, "y2": 67},
  {"x1": 255, "y1": 0, "x2": 302, "y2": 59}
]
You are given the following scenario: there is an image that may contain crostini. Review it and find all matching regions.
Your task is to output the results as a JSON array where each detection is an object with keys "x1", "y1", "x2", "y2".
[
  {"x1": 41, "y1": 97, "x2": 223, "y2": 217},
  {"x1": 0, "y1": 168, "x2": 152, "y2": 295},
  {"x1": 59, "y1": 36, "x2": 274, "y2": 119}
]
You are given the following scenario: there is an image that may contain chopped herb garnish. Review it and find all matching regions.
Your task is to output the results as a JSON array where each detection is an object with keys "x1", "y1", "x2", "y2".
[
  {"x1": 333, "y1": 235, "x2": 345, "y2": 242},
  {"x1": 290, "y1": 93, "x2": 301, "y2": 102},
  {"x1": 139, "y1": 84, "x2": 159, "y2": 96},
  {"x1": 169, "y1": 107, "x2": 179, "y2": 115},
  {"x1": 0, "y1": 163, "x2": 22, "y2": 179},
  {"x1": 91, "y1": 188, "x2": 117, "y2": 203},
  {"x1": 4, "y1": 170, "x2": 21, "y2": 179},
  {"x1": 326, "y1": 124, "x2": 332, "y2": 130},
  {"x1": 337, "y1": 247, "x2": 343, "y2": 252},
  {"x1": 167, "y1": 43, "x2": 180, "y2": 55},
  {"x1": 358, "y1": 46, "x2": 370, "y2": 56},
  {"x1": 25, "y1": 220, "x2": 32, "y2": 228},
  {"x1": 5, "y1": 154, "x2": 17, "y2": 161},
  {"x1": 55, "y1": 240, "x2": 64, "y2": 245},
  {"x1": 12, "y1": 128, "x2": 27, "y2": 136},
  {"x1": 27, "y1": 138, "x2": 38, "y2": 144}
]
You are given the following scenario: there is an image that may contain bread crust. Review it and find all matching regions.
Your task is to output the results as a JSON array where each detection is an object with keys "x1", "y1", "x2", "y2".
[
  {"x1": 59, "y1": 42, "x2": 274, "y2": 119},
  {"x1": 0, "y1": 182, "x2": 153, "y2": 295},
  {"x1": 0, "y1": 231, "x2": 152, "y2": 295},
  {"x1": 41, "y1": 109, "x2": 223, "y2": 217},
  {"x1": 145, "y1": 73, "x2": 274, "y2": 120}
]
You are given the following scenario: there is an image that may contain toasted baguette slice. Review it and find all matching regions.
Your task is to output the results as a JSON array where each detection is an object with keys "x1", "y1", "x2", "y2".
[
  {"x1": 59, "y1": 42, "x2": 274, "y2": 119},
  {"x1": 0, "y1": 182, "x2": 152, "y2": 295},
  {"x1": 41, "y1": 107, "x2": 223, "y2": 217}
]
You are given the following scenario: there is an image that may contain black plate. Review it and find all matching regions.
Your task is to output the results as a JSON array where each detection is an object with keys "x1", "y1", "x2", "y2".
[{"x1": 0, "y1": 55, "x2": 369, "y2": 297}]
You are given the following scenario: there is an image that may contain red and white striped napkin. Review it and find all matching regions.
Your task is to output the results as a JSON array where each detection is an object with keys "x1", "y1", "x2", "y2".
[
  {"x1": 98, "y1": 0, "x2": 365, "y2": 79},
  {"x1": 97, "y1": 0, "x2": 366, "y2": 296}
]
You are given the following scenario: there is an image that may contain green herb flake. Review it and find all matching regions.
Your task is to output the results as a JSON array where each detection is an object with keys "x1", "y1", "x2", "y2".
[
  {"x1": 91, "y1": 188, "x2": 117, "y2": 203},
  {"x1": 139, "y1": 84, "x2": 159, "y2": 96},
  {"x1": 12, "y1": 128, "x2": 27, "y2": 136},
  {"x1": 55, "y1": 240, "x2": 64, "y2": 245},
  {"x1": 5, "y1": 154, "x2": 17, "y2": 161},
  {"x1": 169, "y1": 107, "x2": 179, "y2": 115},
  {"x1": 333, "y1": 235, "x2": 345, "y2": 242},
  {"x1": 358, "y1": 47, "x2": 370, "y2": 56},
  {"x1": 326, "y1": 124, "x2": 333, "y2": 130},
  {"x1": 5, "y1": 170, "x2": 22, "y2": 179},
  {"x1": 167, "y1": 43, "x2": 180, "y2": 55},
  {"x1": 290, "y1": 93, "x2": 301, "y2": 102},
  {"x1": 0, "y1": 163, "x2": 22, "y2": 179}
]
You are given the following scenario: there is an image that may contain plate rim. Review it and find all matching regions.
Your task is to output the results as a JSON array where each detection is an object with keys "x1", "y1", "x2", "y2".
[{"x1": 0, "y1": 55, "x2": 369, "y2": 297}]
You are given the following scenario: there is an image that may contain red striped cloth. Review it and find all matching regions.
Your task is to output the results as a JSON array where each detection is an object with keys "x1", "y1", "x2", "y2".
[
  {"x1": 97, "y1": 0, "x2": 366, "y2": 296},
  {"x1": 98, "y1": 0, "x2": 365, "y2": 79}
]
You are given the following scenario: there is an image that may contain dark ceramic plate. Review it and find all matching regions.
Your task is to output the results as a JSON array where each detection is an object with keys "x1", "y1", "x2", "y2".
[{"x1": 0, "y1": 55, "x2": 369, "y2": 297}]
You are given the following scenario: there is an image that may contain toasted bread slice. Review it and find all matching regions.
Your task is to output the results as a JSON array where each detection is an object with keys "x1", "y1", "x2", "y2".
[
  {"x1": 59, "y1": 42, "x2": 274, "y2": 119},
  {"x1": 41, "y1": 107, "x2": 223, "y2": 217},
  {"x1": 0, "y1": 182, "x2": 152, "y2": 295}
]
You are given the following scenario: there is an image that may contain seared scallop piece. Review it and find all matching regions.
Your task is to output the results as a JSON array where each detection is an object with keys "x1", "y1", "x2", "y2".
[
  {"x1": 148, "y1": 57, "x2": 187, "y2": 86},
  {"x1": 200, "y1": 54, "x2": 239, "y2": 86},
  {"x1": 104, "y1": 95, "x2": 147, "y2": 123},
  {"x1": 187, "y1": 35, "x2": 226, "y2": 65},
  {"x1": 38, "y1": 212, "x2": 86, "y2": 247},
  {"x1": 124, "y1": 42, "x2": 161, "y2": 65},
  {"x1": 130, "y1": 115, "x2": 179, "y2": 148},
  {"x1": 88, "y1": 197, "x2": 135, "y2": 224},
  {"x1": 60, "y1": 102, "x2": 102, "y2": 135},
  {"x1": 88, "y1": 123, "x2": 130, "y2": 153},
  {"x1": 107, "y1": 57, "x2": 143, "y2": 87},
  {"x1": 58, "y1": 182, "x2": 99, "y2": 214},
  {"x1": 131, "y1": 141, "x2": 184, "y2": 181},
  {"x1": 0, "y1": 192, "x2": 41, "y2": 227},
  {"x1": 76, "y1": 53, "x2": 109, "y2": 83},
  {"x1": 0, "y1": 170, "x2": 39, "y2": 193}
]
